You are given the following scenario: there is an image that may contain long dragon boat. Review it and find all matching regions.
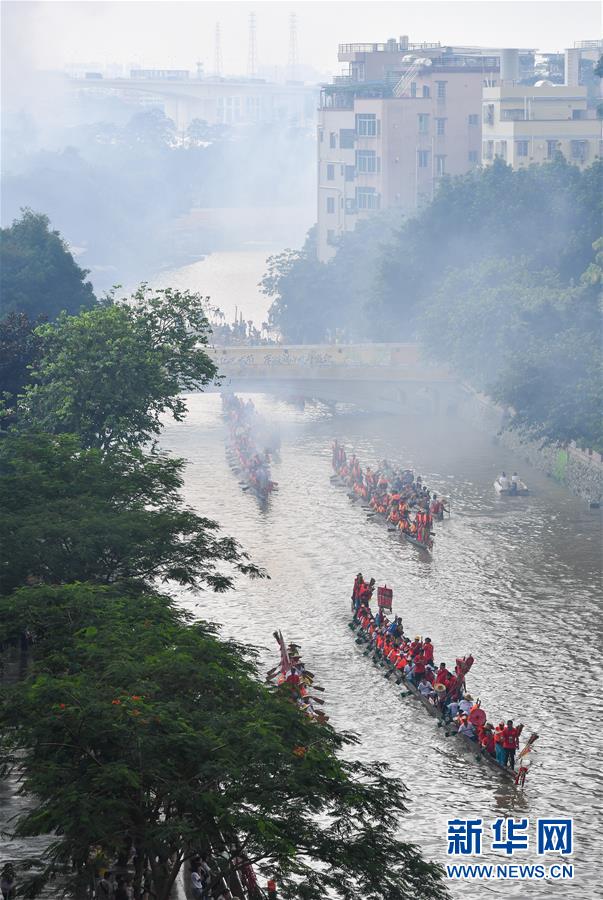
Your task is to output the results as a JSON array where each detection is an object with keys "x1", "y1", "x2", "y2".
[
  {"x1": 330, "y1": 441, "x2": 447, "y2": 554},
  {"x1": 349, "y1": 583, "x2": 538, "y2": 785},
  {"x1": 222, "y1": 392, "x2": 278, "y2": 500},
  {"x1": 266, "y1": 631, "x2": 328, "y2": 724}
]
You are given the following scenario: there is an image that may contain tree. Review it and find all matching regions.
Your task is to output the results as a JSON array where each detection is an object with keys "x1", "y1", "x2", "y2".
[
  {"x1": 186, "y1": 117, "x2": 212, "y2": 144},
  {"x1": 0, "y1": 209, "x2": 95, "y2": 320},
  {"x1": 124, "y1": 107, "x2": 177, "y2": 147},
  {"x1": 420, "y1": 251, "x2": 603, "y2": 450},
  {"x1": 19, "y1": 286, "x2": 218, "y2": 450},
  {"x1": 0, "y1": 583, "x2": 448, "y2": 900},
  {"x1": 0, "y1": 432, "x2": 262, "y2": 595},
  {"x1": 494, "y1": 327, "x2": 603, "y2": 451},
  {"x1": 264, "y1": 215, "x2": 402, "y2": 343},
  {"x1": 0, "y1": 312, "x2": 43, "y2": 423},
  {"x1": 262, "y1": 236, "x2": 332, "y2": 344}
]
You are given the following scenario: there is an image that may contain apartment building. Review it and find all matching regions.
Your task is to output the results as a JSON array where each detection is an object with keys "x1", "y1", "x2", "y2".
[
  {"x1": 317, "y1": 40, "x2": 499, "y2": 260},
  {"x1": 481, "y1": 82, "x2": 602, "y2": 169}
]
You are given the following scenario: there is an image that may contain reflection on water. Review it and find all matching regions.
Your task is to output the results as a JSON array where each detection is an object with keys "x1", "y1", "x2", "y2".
[
  {"x1": 160, "y1": 393, "x2": 601, "y2": 900},
  {"x1": 156, "y1": 250, "x2": 273, "y2": 325}
]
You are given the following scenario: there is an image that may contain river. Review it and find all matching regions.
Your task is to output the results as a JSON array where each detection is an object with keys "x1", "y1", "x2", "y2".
[
  {"x1": 160, "y1": 392, "x2": 601, "y2": 900},
  {"x1": 2, "y1": 249, "x2": 601, "y2": 900}
]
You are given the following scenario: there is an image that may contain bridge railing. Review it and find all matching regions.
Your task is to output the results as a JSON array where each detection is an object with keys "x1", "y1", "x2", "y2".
[{"x1": 209, "y1": 343, "x2": 453, "y2": 382}]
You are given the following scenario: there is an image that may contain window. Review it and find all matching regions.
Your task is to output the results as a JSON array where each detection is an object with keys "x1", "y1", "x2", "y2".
[
  {"x1": 340, "y1": 128, "x2": 355, "y2": 149},
  {"x1": 417, "y1": 149, "x2": 430, "y2": 168},
  {"x1": 483, "y1": 141, "x2": 494, "y2": 160},
  {"x1": 497, "y1": 140, "x2": 507, "y2": 160},
  {"x1": 516, "y1": 140, "x2": 529, "y2": 158},
  {"x1": 326, "y1": 197, "x2": 335, "y2": 214},
  {"x1": 436, "y1": 155, "x2": 446, "y2": 176},
  {"x1": 547, "y1": 139, "x2": 559, "y2": 160},
  {"x1": 501, "y1": 108, "x2": 525, "y2": 121},
  {"x1": 326, "y1": 163, "x2": 335, "y2": 180},
  {"x1": 319, "y1": 128, "x2": 324, "y2": 142},
  {"x1": 410, "y1": 82, "x2": 417, "y2": 98},
  {"x1": 418, "y1": 113, "x2": 429, "y2": 134},
  {"x1": 345, "y1": 164, "x2": 355, "y2": 181},
  {"x1": 571, "y1": 140, "x2": 588, "y2": 161},
  {"x1": 483, "y1": 104, "x2": 494, "y2": 125},
  {"x1": 572, "y1": 109, "x2": 586, "y2": 120},
  {"x1": 356, "y1": 113, "x2": 378, "y2": 136},
  {"x1": 345, "y1": 197, "x2": 357, "y2": 213},
  {"x1": 436, "y1": 81, "x2": 447, "y2": 100},
  {"x1": 329, "y1": 132, "x2": 337, "y2": 148},
  {"x1": 468, "y1": 113, "x2": 479, "y2": 126},
  {"x1": 468, "y1": 149, "x2": 479, "y2": 163},
  {"x1": 355, "y1": 187, "x2": 380, "y2": 210},
  {"x1": 436, "y1": 118, "x2": 446, "y2": 136},
  {"x1": 422, "y1": 85, "x2": 430, "y2": 98},
  {"x1": 356, "y1": 149, "x2": 379, "y2": 173}
]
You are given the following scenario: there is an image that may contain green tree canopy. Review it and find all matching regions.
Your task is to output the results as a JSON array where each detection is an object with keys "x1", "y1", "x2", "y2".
[
  {"x1": 419, "y1": 251, "x2": 602, "y2": 450},
  {"x1": 264, "y1": 215, "x2": 401, "y2": 343},
  {"x1": 19, "y1": 286, "x2": 218, "y2": 450},
  {"x1": 0, "y1": 312, "x2": 42, "y2": 423},
  {"x1": 0, "y1": 209, "x2": 95, "y2": 320},
  {"x1": 0, "y1": 583, "x2": 448, "y2": 900},
  {"x1": 0, "y1": 432, "x2": 262, "y2": 595}
]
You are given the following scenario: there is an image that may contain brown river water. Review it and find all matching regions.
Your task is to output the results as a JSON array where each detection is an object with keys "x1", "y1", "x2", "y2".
[
  {"x1": 162, "y1": 392, "x2": 601, "y2": 900},
  {"x1": 2, "y1": 390, "x2": 601, "y2": 900}
]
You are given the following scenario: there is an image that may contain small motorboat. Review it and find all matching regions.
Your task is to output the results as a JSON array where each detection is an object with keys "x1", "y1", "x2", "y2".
[{"x1": 494, "y1": 478, "x2": 529, "y2": 496}]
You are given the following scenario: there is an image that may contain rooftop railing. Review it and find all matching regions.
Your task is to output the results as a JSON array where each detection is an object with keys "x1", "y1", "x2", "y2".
[{"x1": 338, "y1": 41, "x2": 441, "y2": 54}]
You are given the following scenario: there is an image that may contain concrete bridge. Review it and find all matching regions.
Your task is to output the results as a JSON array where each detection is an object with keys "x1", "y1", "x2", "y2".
[
  {"x1": 72, "y1": 76, "x2": 317, "y2": 130},
  {"x1": 209, "y1": 343, "x2": 458, "y2": 413}
]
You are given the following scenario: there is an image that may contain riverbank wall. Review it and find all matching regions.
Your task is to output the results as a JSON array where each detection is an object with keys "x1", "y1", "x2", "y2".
[{"x1": 456, "y1": 383, "x2": 603, "y2": 505}]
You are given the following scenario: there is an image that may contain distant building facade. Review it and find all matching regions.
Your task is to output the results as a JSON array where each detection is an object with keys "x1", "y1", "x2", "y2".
[
  {"x1": 317, "y1": 37, "x2": 603, "y2": 261},
  {"x1": 481, "y1": 81, "x2": 602, "y2": 169},
  {"x1": 317, "y1": 38, "x2": 500, "y2": 260}
]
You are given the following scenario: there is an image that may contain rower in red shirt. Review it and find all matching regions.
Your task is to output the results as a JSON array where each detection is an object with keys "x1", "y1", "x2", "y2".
[
  {"x1": 434, "y1": 663, "x2": 452, "y2": 687},
  {"x1": 502, "y1": 720, "x2": 521, "y2": 769},
  {"x1": 412, "y1": 652, "x2": 427, "y2": 683},
  {"x1": 423, "y1": 637, "x2": 434, "y2": 665}
]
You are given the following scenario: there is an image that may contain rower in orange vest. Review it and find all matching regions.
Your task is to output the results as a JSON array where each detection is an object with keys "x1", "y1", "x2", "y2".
[{"x1": 494, "y1": 722, "x2": 506, "y2": 765}]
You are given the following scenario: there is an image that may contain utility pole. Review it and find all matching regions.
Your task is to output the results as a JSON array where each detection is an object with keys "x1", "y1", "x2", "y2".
[
  {"x1": 214, "y1": 21, "x2": 223, "y2": 77},
  {"x1": 288, "y1": 13, "x2": 298, "y2": 81},
  {"x1": 247, "y1": 11, "x2": 258, "y2": 77}
]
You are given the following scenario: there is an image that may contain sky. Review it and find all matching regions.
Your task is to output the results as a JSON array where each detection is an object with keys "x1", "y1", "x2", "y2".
[{"x1": 1, "y1": 0, "x2": 601, "y2": 80}]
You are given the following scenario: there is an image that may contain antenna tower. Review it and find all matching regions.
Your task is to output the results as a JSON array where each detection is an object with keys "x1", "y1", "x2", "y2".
[
  {"x1": 214, "y1": 22, "x2": 223, "y2": 76},
  {"x1": 247, "y1": 12, "x2": 258, "y2": 77},
  {"x1": 288, "y1": 13, "x2": 298, "y2": 81}
]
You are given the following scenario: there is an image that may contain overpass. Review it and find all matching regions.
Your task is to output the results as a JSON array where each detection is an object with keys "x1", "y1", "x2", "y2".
[
  {"x1": 208, "y1": 343, "x2": 458, "y2": 413},
  {"x1": 71, "y1": 76, "x2": 318, "y2": 130}
]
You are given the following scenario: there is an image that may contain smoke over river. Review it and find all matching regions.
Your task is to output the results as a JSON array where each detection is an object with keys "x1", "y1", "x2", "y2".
[{"x1": 156, "y1": 392, "x2": 601, "y2": 900}]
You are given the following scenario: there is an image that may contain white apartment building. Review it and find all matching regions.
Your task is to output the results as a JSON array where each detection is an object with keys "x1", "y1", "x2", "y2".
[{"x1": 481, "y1": 83, "x2": 602, "y2": 168}]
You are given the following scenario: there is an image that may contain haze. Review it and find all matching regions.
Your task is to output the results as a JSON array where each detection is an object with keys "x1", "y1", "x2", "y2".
[{"x1": 3, "y1": 1, "x2": 601, "y2": 78}]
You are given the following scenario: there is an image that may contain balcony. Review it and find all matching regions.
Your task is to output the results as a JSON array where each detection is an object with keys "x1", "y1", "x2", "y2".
[
  {"x1": 338, "y1": 41, "x2": 441, "y2": 61},
  {"x1": 320, "y1": 81, "x2": 392, "y2": 109}
]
